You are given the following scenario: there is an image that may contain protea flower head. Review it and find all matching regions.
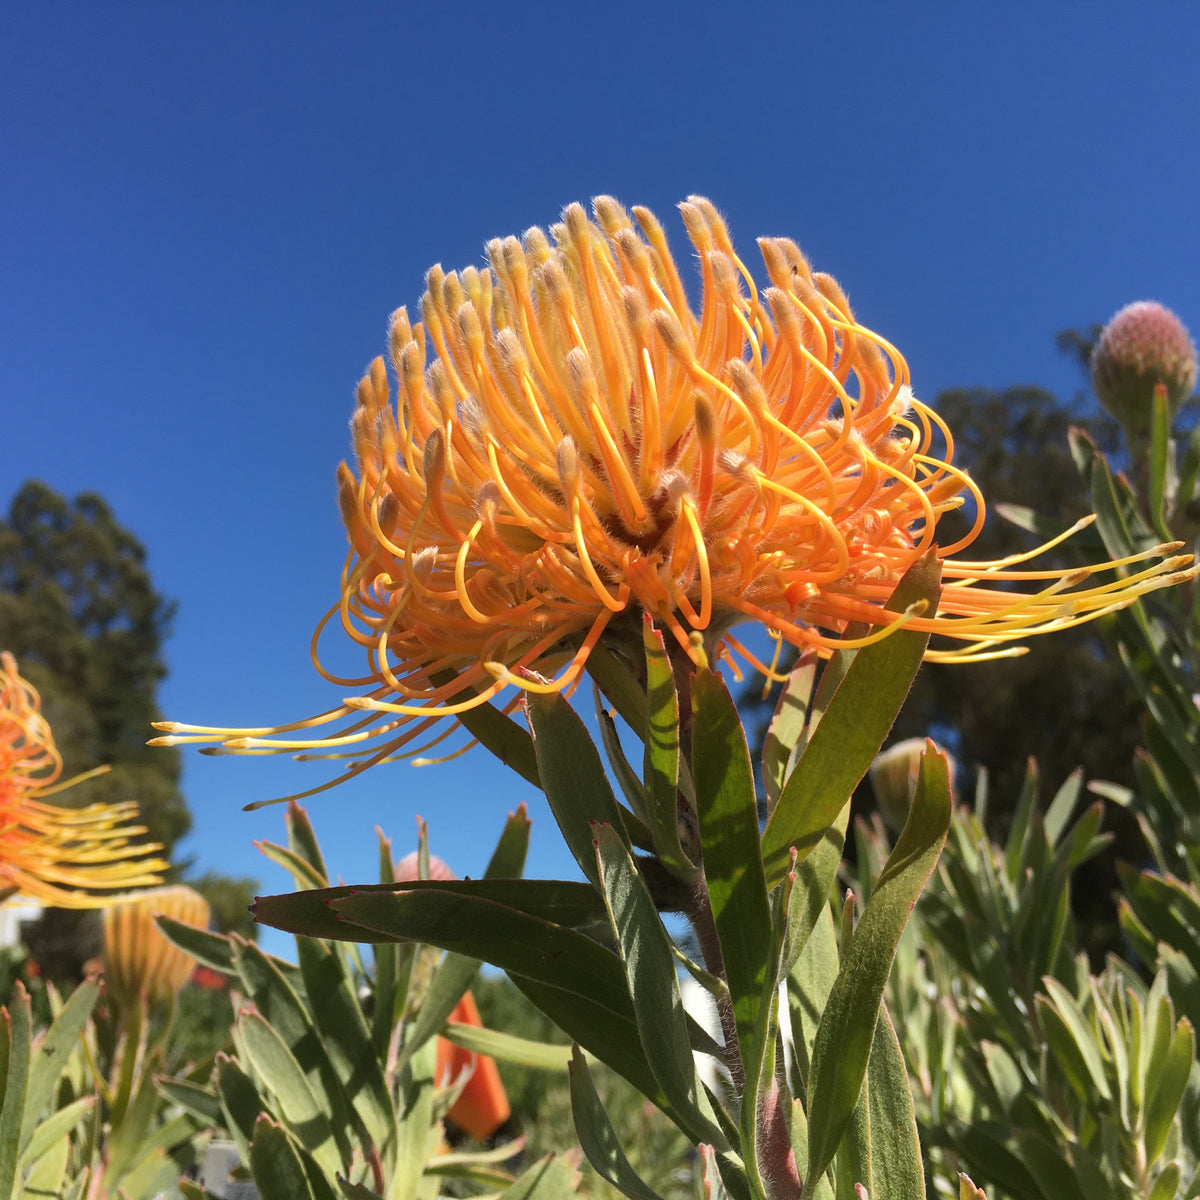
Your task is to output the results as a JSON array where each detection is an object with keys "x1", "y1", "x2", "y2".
[
  {"x1": 153, "y1": 198, "x2": 1197, "y2": 796},
  {"x1": 1, "y1": 653, "x2": 167, "y2": 905},
  {"x1": 102, "y1": 884, "x2": 211, "y2": 1006},
  {"x1": 1091, "y1": 301, "x2": 1198, "y2": 433}
]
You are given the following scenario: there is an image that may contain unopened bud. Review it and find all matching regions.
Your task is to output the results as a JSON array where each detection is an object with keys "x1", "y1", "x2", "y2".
[{"x1": 1091, "y1": 301, "x2": 1197, "y2": 434}]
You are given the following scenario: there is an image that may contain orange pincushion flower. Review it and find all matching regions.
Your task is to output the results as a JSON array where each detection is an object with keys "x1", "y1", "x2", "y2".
[
  {"x1": 102, "y1": 884, "x2": 211, "y2": 1005},
  {"x1": 155, "y1": 197, "x2": 1196, "y2": 791},
  {"x1": 0, "y1": 653, "x2": 167, "y2": 906}
]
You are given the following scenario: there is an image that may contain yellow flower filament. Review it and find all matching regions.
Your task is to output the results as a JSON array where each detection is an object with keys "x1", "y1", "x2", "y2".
[
  {"x1": 0, "y1": 654, "x2": 167, "y2": 905},
  {"x1": 152, "y1": 196, "x2": 1198, "y2": 797}
]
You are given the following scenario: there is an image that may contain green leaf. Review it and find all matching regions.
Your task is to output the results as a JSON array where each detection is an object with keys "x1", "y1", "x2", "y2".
[
  {"x1": 440, "y1": 1021, "x2": 573, "y2": 1070},
  {"x1": 400, "y1": 805, "x2": 531, "y2": 1064},
  {"x1": 156, "y1": 1077, "x2": 224, "y2": 1126},
  {"x1": 288, "y1": 801, "x2": 332, "y2": 886},
  {"x1": 1043, "y1": 769, "x2": 1083, "y2": 848},
  {"x1": 294, "y1": 934, "x2": 395, "y2": 1155},
  {"x1": 215, "y1": 1053, "x2": 265, "y2": 1169},
  {"x1": 255, "y1": 878, "x2": 607, "y2": 942},
  {"x1": 526, "y1": 690, "x2": 631, "y2": 887},
  {"x1": 156, "y1": 915, "x2": 237, "y2": 972},
  {"x1": 787, "y1": 904, "x2": 840, "y2": 1088},
  {"x1": 374, "y1": 827, "x2": 401, "y2": 1059},
  {"x1": 1040, "y1": 977, "x2": 1112, "y2": 1101},
  {"x1": 866, "y1": 1007, "x2": 925, "y2": 1200},
  {"x1": 569, "y1": 1046, "x2": 665, "y2": 1200},
  {"x1": 1003, "y1": 759, "x2": 1039, "y2": 882},
  {"x1": 20, "y1": 976, "x2": 98, "y2": 1154},
  {"x1": 452, "y1": 693, "x2": 541, "y2": 790},
  {"x1": 806, "y1": 743, "x2": 950, "y2": 1181},
  {"x1": 496, "y1": 1152, "x2": 585, "y2": 1198},
  {"x1": 584, "y1": 643, "x2": 650, "y2": 737},
  {"x1": 18, "y1": 1095, "x2": 93, "y2": 1169},
  {"x1": 1148, "y1": 383, "x2": 1174, "y2": 543},
  {"x1": 1149, "y1": 1161, "x2": 1182, "y2": 1200},
  {"x1": 307, "y1": 885, "x2": 668, "y2": 1114},
  {"x1": 393, "y1": 1036, "x2": 436, "y2": 1200},
  {"x1": 642, "y1": 618, "x2": 697, "y2": 877},
  {"x1": 228, "y1": 938, "x2": 355, "y2": 1165},
  {"x1": 691, "y1": 668, "x2": 774, "y2": 1081},
  {"x1": 0, "y1": 982, "x2": 32, "y2": 1200},
  {"x1": 781, "y1": 812, "x2": 848, "y2": 978},
  {"x1": 1145, "y1": 1018, "x2": 1195, "y2": 1166},
  {"x1": 761, "y1": 553, "x2": 941, "y2": 886},
  {"x1": 762, "y1": 653, "x2": 817, "y2": 813},
  {"x1": 593, "y1": 823, "x2": 723, "y2": 1147},
  {"x1": 234, "y1": 1009, "x2": 343, "y2": 1178},
  {"x1": 249, "y1": 1114, "x2": 319, "y2": 1200}
]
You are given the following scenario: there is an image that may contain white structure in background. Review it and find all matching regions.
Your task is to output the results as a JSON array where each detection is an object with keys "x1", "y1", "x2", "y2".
[
  {"x1": 681, "y1": 973, "x2": 728, "y2": 1094},
  {"x1": 0, "y1": 900, "x2": 43, "y2": 949}
]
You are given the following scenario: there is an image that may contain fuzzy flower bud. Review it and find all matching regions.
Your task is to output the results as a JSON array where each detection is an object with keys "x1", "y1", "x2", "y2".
[
  {"x1": 1091, "y1": 301, "x2": 1197, "y2": 434},
  {"x1": 869, "y1": 738, "x2": 956, "y2": 831}
]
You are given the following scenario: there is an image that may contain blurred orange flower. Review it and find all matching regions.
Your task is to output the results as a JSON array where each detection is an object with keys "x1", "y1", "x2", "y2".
[
  {"x1": 0, "y1": 653, "x2": 166, "y2": 906},
  {"x1": 102, "y1": 884, "x2": 211, "y2": 1006},
  {"x1": 155, "y1": 198, "x2": 1195, "y2": 791}
]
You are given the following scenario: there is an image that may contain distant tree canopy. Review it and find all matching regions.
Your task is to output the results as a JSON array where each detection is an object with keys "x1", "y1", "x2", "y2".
[
  {"x1": 0, "y1": 481, "x2": 258, "y2": 971},
  {"x1": 0, "y1": 481, "x2": 190, "y2": 852}
]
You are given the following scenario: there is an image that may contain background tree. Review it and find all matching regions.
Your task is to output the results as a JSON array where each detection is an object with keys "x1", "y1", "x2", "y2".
[{"x1": 0, "y1": 481, "x2": 257, "y2": 976}]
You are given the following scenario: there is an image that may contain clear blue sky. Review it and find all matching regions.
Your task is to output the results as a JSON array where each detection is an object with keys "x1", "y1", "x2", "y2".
[{"x1": 4, "y1": 4, "x2": 1198, "y2": 954}]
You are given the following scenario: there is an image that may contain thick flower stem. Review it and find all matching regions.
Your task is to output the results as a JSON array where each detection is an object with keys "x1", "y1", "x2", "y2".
[{"x1": 684, "y1": 872, "x2": 744, "y2": 1093}]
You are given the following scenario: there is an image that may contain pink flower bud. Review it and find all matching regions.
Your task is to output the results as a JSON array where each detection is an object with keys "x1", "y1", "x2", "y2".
[{"x1": 1091, "y1": 301, "x2": 1197, "y2": 433}]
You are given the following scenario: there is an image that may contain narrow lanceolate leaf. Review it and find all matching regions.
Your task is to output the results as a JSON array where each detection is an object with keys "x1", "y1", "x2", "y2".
[
  {"x1": 249, "y1": 1114, "x2": 318, "y2": 1200},
  {"x1": 781, "y1": 811, "x2": 849, "y2": 978},
  {"x1": 0, "y1": 982, "x2": 32, "y2": 1200},
  {"x1": 806, "y1": 743, "x2": 951, "y2": 1182},
  {"x1": 228, "y1": 936, "x2": 354, "y2": 1166},
  {"x1": 393, "y1": 1036, "x2": 436, "y2": 1200},
  {"x1": 691, "y1": 669, "x2": 774, "y2": 1071},
  {"x1": 1148, "y1": 383, "x2": 1174, "y2": 543},
  {"x1": 1143, "y1": 1017, "x2": 1194, "y2": 1166},
  {"x1": 18, "y1": 1096, "x2": 94, "y2": 1170},
  {"x1": 526, "y1": 690, "x2": 630, "y2": 887},
  {"x1": 320, "y1": 886, "x2": 669, "y2": 1114},
  {"x1": 642, "y1": 617, "x2": 696, "y2": 877},
  {"x1": 569, "y1": 1046, "x2": 666, "y2": 1200},
  {"x1": 496, "y1": 1152, "x2": 585, "y2": 1198},
  {"x1": 254, "y1": 878, "x2": 607, "y2": 942},
  {"x1": 157, "y1": 915, "x2": 237, "y2": 972},
  {"x1": 294, "y1": 935, "x2": 394, "y2": 1155},
  {"x1": 761, "y1": 553, "x2": 941, "y2": 887},
  {"x1": 1037, "y1": 979, "x2": 1111, "y2": 1103},
  {"x1": 866, "y1": 1008, "x2": 925, "y2": 1200},
  {"x1": 441, "y1": 1021, "x2": 574, "y2": 1071},
  {"x1": 594, "y1": 823, "x2": 724, "y2": 1148},
  {"x1": 21, "y1": 976, "x2": 99, "y2": 1154},
  {"x1": 762, "y1": 652, "x2": 818, "y2": 813},
  {"x1": 215, "y1": 1053, "x2": 264, "y2": 1169},
  {"x1": 234, "y1": 1009, "x2": 342, "y2": 1179},
  {"x1": 452, "y1": 693, "x2": 541, "y2": 789},
  {"x1": 287, "y1": 801, "x2": 333, "y2": 886},
  {"x1": 400, "y1": 804, "x2": 532, "y2": 1064}
]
